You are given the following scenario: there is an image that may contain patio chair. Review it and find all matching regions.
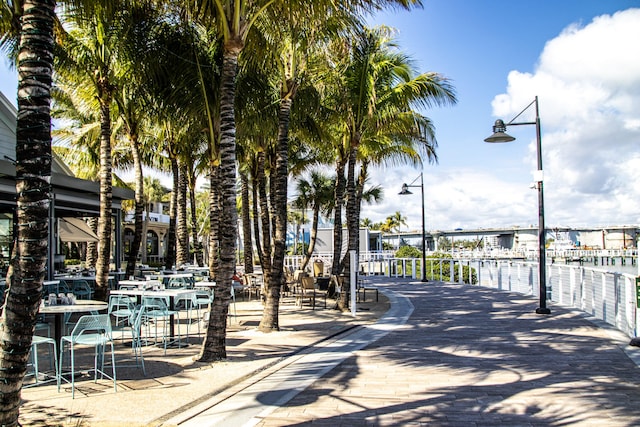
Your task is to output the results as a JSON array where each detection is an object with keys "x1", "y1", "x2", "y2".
[
  {"x1": 126, "y1": 306, "x2": 146, "y2": 376},
  {"x1": 141, "y1": 296, "x2": 179, "y2": 355},
  {"x1": 193, "y1": 288, "x2": 214, "y2": 334},
  {"x1": 72, "y1": 280, "x2": 93, "y2": 300},
  {"x1": 296, "y1": 276, "x2": 325, "y2": 309},
  {"x1": 292, "y1": 270, "x2": 308, "y2": 295},
  {"x1": 58, "y1": 314, "x2": 116, "y2": 399},
  {"x1": 108, "y1": 295, "x2": 135, "y2": 341},
  {"x1": 25, "y1": 335, "x2": 59, "y2": 388},
  {"x1": 174, "y1": 293, "x2": 201, "y2": 339}
]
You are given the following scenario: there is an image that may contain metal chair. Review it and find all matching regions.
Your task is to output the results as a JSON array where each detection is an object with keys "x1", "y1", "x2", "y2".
[
  {"x1": 125, "y1": 306, "x2": 146, "y2": 376},
  {"x1": 58, "y1": 314, "x2": 116, "y2": 399},
  {"x1": 193, "y1": 288, "x2": 214, "y2": 335},
  {"x1": 141, "y1": 296, "x2": 179, "y2": 354},
  {"x1": 26, "y1": 335, "x2": 59, "y2": 387},
  {"x1": 72, "y1": 280, "x2": 93, "y2": 300},
  {"x1": 298, "y1": 276, "x2": 327, "y2": 309},
  {"x1": 108, "y1": 295, "x2": 135, "y2": 342}
]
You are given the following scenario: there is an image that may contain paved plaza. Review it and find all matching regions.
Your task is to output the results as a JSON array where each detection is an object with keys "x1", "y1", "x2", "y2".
[
  {"x1": 20, "y1": 278, "x2": 640, "y2": 426},
  {"x1": 186, "y1": 280, "x2": 640, "y2": 426}
]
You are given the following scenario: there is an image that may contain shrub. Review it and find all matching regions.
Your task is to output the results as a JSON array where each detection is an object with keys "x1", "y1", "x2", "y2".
[{"x1": 395, "y1": 246, "x2": 422, "y2": 259}]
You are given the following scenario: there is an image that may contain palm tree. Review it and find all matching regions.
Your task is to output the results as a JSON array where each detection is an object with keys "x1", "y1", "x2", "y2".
[
  {"x1": 386, "y1": 211, "x2": 407, "y2": 247},
  {"x1": 0, "y1": 1, "x2": 55, "y2": 423},
  {"x1": 54, "y1": 1, "x2": 148, "y2": 301},
  {"x1": 360, "y1": 217, "x2": 374, "y2": 228},
  {"x1": 326, "y1": 26, "x2": 456, "y2": 309},
  {"x1": 292, "y1": 171, "x2": 334, "y2": 271},
  {"x1": 139, "y1": 176, "x2": 170, "y2": 264}
]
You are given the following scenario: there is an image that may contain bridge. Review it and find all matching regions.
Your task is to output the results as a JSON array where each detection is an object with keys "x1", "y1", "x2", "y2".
[{"x1": 382, "y1": 225, "x2": 640, "y2": 251}]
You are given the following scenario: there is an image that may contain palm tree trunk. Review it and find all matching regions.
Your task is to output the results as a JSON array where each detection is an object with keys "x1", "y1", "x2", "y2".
[
  {"x1": 252, "y1": 153, "x2": 265, "y2": 270},
  {"x1": 94, "y1": 80, "x2": 114, "y2": 302},
  {"x1": 0, "y1": 2, "x2": 55, "y2": 423},
  {"x1": 259, "y1": 96, "x2": 293, "y2": 332},
  {"x1": 86, "y1": 216, "x2": 98, "y2": 268},
  {"x1": 240, "y1": 171, "x2": 253, "y2": 272},
  {"x1": 331, "y1": 160, "x2": 346, "y2": 276},
  {"x1": 300, "y1": 205, "x2": 320, "y2": 271},
  {"x1": 188, "y1": 175, "x2": 202, "y2": 266},
  {"x1": 208, "y1": 163, "x2": 220, "y2": 276},
  {"x1": 126, "y1": 134, "x2": 144, "y2": 278},
  {"x1": 141, "y1": 204, "x2": 149, "y2": 264},
  {"x1": 176, "y1": 162, "x2": 189, "y2": 267},
  {"x1": 258, "y1": 150, "x2": 271, "y2": 279},
  {"x1": 164, "y1": 156, "x2": 178, "y2": 270},
  {"x1": 199, "y1": 47, "x2": 239, "y2": 362},
  {"x1": 338, "y1": 146, "x2": 358, "y2": 311}
]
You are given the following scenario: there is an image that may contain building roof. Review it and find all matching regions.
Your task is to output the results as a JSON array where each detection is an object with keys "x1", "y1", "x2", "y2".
[{"x1": 0, "y1": 90, "x2": 134, "y2": 216}]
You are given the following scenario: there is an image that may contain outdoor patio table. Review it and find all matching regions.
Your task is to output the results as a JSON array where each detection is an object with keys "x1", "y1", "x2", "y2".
[
  {"x1": 195, "y1": 281, "x2": 216, "y2": 289},
  {"x1": 118, "y1": 279, "x2": 160, "y2": 290},
  {"x1": 149, "y1": 273, "x2": 195, "y2": 288},
  {"x1": 110, "y1": 288, "x2": 195, "y2": 346},
  {"x1": 40, "y1": 300, "x2": 108, "y2": 348}
]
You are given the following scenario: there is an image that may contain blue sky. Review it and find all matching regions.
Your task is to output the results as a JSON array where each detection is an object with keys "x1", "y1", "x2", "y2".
[
  {"x1": 1, "y1": 1, "x2": 639, "y2": 233},
  {"x1": 365, "y1": 0, "x2": 640, "y2": 232}
]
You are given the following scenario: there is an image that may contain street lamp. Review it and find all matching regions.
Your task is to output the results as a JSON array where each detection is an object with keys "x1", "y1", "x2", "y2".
[
  {"x1": 484, "y1": 96, "x2": 551, "y2": 314},
  {"x1": 399, "y1": 172, "x2": 427, "y2": 282}
]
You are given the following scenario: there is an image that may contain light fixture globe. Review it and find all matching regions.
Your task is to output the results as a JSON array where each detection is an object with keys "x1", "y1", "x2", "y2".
[
  {"x1": 398, "y1": 184, "x2": 412, "y2": 195},
  {"x1": 484, "y1": 119, "x2": 516, "y2": 143}
]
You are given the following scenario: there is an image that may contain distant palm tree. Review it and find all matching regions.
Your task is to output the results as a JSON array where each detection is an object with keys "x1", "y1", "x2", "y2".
[
  {"x1": 387, "y1": 211, "x2": 407, "y2": 247},
  {"x1": 360, "y1": 217, "x2": 374, "y2": 228},
  {"x1": 292, "y1": 171, "x2": 335, "y2": 271}
]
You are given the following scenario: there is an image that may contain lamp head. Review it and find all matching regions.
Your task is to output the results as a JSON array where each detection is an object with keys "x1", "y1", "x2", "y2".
[
  {"x1": 484, "y1": 119, "x2": 516, "y2": 143},
  {"x1": 399, "y1": 183, "x2": 412, "y2": 195}
]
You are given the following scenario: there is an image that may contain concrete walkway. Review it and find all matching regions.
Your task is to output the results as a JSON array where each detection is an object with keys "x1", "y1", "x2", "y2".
[{"x1": 181, "y1": 279, "x2": 640, "y2": 426}]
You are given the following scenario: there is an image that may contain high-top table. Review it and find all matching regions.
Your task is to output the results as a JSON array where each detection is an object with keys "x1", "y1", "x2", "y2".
[
  {"x1": 40, "y1": 300, "x2": 109, "y2": 348},
  {"x1": 110, "y1": 288, "x2": 195, "y2": 346}
]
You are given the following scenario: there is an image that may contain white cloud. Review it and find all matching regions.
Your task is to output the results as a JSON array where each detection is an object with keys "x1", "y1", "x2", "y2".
[
  {"x1": 363, "y1": 168, "x2": 538, "y2": 232},
  {"x1": 347, "y1": 8, "x2": 640, "y2": 233},
  {"x1": 491, "y1": 8, "x2": 640, "y2": 228}
]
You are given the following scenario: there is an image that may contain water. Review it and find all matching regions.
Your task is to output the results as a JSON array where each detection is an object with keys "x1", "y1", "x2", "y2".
[{"x1": 552, "y1": 258, "x2": 638, "y2": 277}]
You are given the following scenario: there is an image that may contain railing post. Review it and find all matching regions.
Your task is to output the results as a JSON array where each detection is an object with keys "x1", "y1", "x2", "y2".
[{"x1": 449, "y1": 260, "x2": 454, "y2": 283}]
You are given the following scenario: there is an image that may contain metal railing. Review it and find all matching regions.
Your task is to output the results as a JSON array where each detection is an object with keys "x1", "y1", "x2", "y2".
[{"x1": 284, "y1": 253, "x2": 639, "y2": 339}]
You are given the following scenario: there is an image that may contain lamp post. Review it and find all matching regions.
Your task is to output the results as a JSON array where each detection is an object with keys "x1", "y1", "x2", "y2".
[
  {"x1": 399, "y1": 173, "x2": 428, "y2": 282},
  {"x1": 484, "y1": 96, "x2": 550, "y2": 314}
]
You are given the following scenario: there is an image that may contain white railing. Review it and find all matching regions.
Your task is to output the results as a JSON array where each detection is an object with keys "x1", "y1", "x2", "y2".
[
  {"x1": 284, "y1": 253, "x2": 639, "y2": 339},
  {"x1": 474, "y1": 259, "x2": 638, "y2": 339}
]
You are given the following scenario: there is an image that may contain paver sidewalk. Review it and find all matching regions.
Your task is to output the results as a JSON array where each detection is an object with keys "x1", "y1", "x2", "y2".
[{"x1": 254, "y1": 280, "x2": 640, "y2": 426}]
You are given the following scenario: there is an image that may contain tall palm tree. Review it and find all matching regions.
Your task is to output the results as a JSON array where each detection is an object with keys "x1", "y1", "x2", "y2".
[
  {"x1": 186, "y1": 0, "x2": 427, "y2": 358},
  {"x1": 185, "y1": 0, "x2": 257, "y2": 360},
  {"x1": 0, "y1": 1, "x2": 55, "y2": 423},
  {"x1": 136, "y1": 176, "x2": 170, "y2": 264},
  {"x1": 386, "y1": 210, "x2": 406, "y2": 247},
  {"x1": 325, "y1": 26, "x2": 456, "y2": 309},
  {"x1": 55, "y1": 1, "x2": 147, "y2": 301}
]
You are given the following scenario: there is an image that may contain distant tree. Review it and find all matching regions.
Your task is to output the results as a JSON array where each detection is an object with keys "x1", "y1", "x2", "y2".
[
  {"x1": 292, "y1": 171, "x2": 334, "y2": 271},
  {"x1": 360, "y1": 218, "x2": 374, "y2": 228}
]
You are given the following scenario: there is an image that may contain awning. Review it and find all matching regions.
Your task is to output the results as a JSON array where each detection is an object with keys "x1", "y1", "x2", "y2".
[{"x1": 58, "y1": 217, "x2": 98, "y2": 242}]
